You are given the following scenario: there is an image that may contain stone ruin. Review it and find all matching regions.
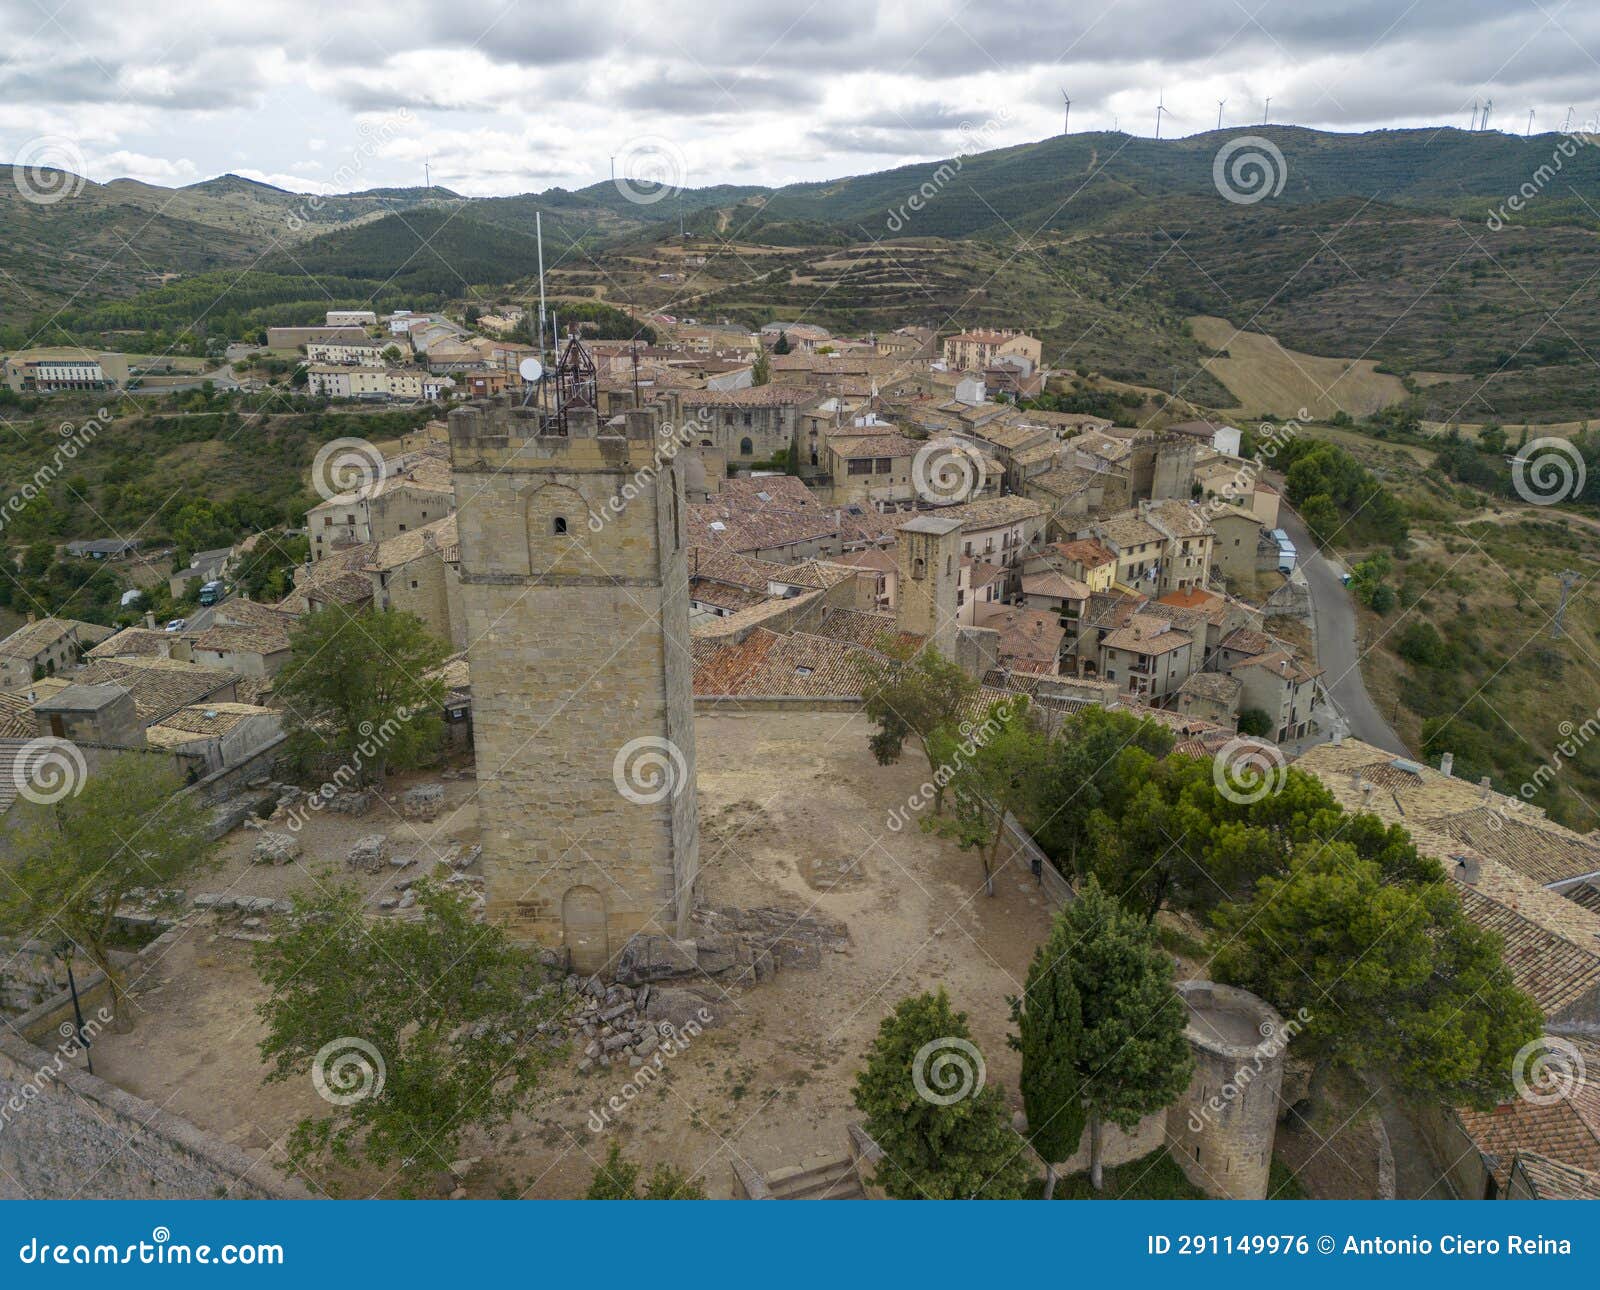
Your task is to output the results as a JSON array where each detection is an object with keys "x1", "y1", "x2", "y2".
[{"x1": 610, "y1": 903, "x2": 849, "y2": 987}]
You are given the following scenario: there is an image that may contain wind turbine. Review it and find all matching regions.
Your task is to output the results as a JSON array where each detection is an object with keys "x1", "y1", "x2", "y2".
[
  {"x1": 1155, "y1": 91, "x2": 1167, "y2": 140},
  {"x1": 1061, "y1": 87, "x2": 1071, "y2": 134},
  {"x1": 1526, "y1": 108, "x2": 1535, "y2": 137},
  {"x1": 1564, "y1": 105, "x2": 1575, "y2": 132},
  {"x1": 1481, "y1": 98, "x2": 1493, "y2": 130},
  {"x1": 1217, "y1": 99, "x2": 1226, "y2": 130},
  {"x1": 1469, "y1": 100, "x2": 1479, "y2": 131}
]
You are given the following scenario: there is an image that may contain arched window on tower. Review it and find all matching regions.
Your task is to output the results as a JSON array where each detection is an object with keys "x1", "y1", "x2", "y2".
[
  {"x1": 739, "y1": 437, "x2": 754, "y2": 456},
  {"x1": 552, "y1": 516, "x2": 568, "y2": 535},
  {"x1": 913, "y1": 557, "x2": 926, "y2": 580}
]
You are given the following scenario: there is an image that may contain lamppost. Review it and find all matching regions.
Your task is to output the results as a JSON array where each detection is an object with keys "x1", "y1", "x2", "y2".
[{"x1": 55, "y1": 938, "x2": 93, "y2": 1076}]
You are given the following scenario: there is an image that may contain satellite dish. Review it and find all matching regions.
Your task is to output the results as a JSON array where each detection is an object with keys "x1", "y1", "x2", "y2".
[{"x1": 518, "y1": 357, "x2": 544, "y2": 383}]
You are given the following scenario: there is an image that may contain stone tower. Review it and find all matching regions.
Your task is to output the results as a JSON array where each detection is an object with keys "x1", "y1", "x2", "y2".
[
  {"x1": 895, "y1": 514, "x2": 962, "y2": 655},
  {"x1": 1167, "y1": 980, "x2": 1287, "y2": 1200},
  {"x1": 447, "y1": 397, "x2": 699, "y2": 973}
]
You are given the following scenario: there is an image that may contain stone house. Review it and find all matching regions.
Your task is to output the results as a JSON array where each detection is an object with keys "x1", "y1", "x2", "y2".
[
  {"x1": 973, "y1": 602, "x2": 1066, "y2": 675},
  {"x1": 1175, "y1": 670, "x2": 1242, "y2": 726},
  {"x1": 364, "y1": 515, "x2": 465, "y2": 649},
  {"x1": 1096, "y1": 613, "x2": 1196, "y2": 701},
  {"x1": 914, "y1": 495, "x2": 1047, "y2": 569},
  {"x1": 940, "y1": 329, "x2": 1042, "y2": 373},
  {"x1": 306, "y1": 448, "x2": 455, "y2": 560},
  {"x1": 1209, "y1": 503, "x2": 1268, "y2": 582},
  {"x1": 823, "y1": 432, "x2": 921, "y2": 507},
  {"x1": 0, "y1": 618, "x2": 114, "y2": 688},
  {"x1": 1215, "y1": 628, "x2": 1320, "y2": 741},
  {"x1": 676, "y1": 387, "x2": 818, "y2": 467}
]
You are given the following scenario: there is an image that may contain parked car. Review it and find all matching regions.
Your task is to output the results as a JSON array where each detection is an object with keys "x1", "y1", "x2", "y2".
[{"x1": 164, "y1": 618, "x2": 186, "y2": 632}]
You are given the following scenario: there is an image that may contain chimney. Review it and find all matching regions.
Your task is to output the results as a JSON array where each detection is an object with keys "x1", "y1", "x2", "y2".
[
  {"x1": 1439, "y1": 751, "x2": 1454, "y2": 777},
  {"x1": 143, "y1": 611, "x2": 156, "y2": 629},
  {"x1": 1453, "y1": 854, "x2": 1481, "y2": 885},
  {"x1": 1479, "y1": 775, "x2": 1493, "y2": 801}
]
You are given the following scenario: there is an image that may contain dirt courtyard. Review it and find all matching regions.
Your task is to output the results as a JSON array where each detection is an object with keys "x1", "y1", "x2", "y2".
[{"x1": 90, "y1": 710, "x2": 1057, "y2": 1198}]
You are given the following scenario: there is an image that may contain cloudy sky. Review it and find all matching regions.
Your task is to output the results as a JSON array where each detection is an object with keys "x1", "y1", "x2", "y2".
[{"x1": 3, "y1": 0, "x2": 1598, "y2": 196}]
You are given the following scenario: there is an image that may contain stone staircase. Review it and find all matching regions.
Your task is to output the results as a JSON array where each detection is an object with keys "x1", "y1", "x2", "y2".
[{"x1": 730, "y1": 1125, "x2": 881, "y2": 1200}]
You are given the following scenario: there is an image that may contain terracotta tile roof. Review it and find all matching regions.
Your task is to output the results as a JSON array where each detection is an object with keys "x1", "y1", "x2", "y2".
[
  {"x1": 804, "y1": 608, "x2": 923, "y2": 653},
  {"x1": 1458, "y1": 1039, "x2": 1600, "y2": 1186},
  {"x1": 1101, "y1": 614, "x2": 1193, "y2": 657},
  {"x1": 278, "y1": 544, "x2": 375, "y2": 613},
  {"x1": 896, "y1": 495, "x2": 1045, "y2": 531},
  {"x1": 191, "y1": 623, "x2": 292, "y2": 657},
  {"x1": 0, "y1": 618, "x2": 113, "y2": 659},
  {"x1": 974, "y1": 603, "x2": 1065, "y2": 668},
  {"x1": 1020, "y1": 571, "x2": 1090, "y2": 601},
  {"x1": 1052, "y1": 538, "x2": 1118, "y2": 569},
  {"x1": 87, "y1": 627, "x2": 180, "y2": 660},
  {"x1": 0, "y1": 691, "x2": 34, "y2": 737},
  {"x1": 1093, "y1": 512, "x2": 1165, "y2": 550},
  {"x1": 1220, "y1": 627, "x2": 1277, "y2": 657},
  {"x1": 1511, "y1": 1151, "x2": 1600, "y2": 1199},
  {"x1": 1143, "y1": 499, "x2": 1215, "y2": 538},
  {"x1": 365, "y1": 514, "x2": 460, "y2": 572},
  {"x1": 74, "y1": 657, "x2": 238, "y2": 725},
  {"x1": 691, "y1": 627, "x2": 875, "y2": 698},
  {"x1": 826, "y1": 433, "x2": 920, "y2": 459},
  {"x1": 1428, "y1": 807, "x2": 1600, "y2": 889},
  {"x1": 1178, "y1": 671, "x2": 1242, "y2": 703},
  {"x1": 1228, "y1": 649, "x2": 1321, "y2": 685},
  {"x1": 679, "y1": 387, "x2": 818, "y2": 407}
]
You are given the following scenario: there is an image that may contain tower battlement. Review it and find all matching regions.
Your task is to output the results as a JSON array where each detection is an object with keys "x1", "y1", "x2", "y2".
[{"x1": 446, "y1": 392, "x2": 699, "y2": 971}]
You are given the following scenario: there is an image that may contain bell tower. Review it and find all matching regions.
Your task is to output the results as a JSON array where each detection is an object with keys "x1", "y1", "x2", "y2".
[{"x1": 447, "y1": 393, "x2": 698, "y2": 973}]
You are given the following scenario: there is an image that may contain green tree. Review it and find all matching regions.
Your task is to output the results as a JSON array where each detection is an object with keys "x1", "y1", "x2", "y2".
[
  {"x1": 0, "y1": 754, "x2": 215, "y2": 1019},
  {"x1": 860, "y1": 641, "x2": 977, "y2": 797},
  {"x1": 274, "y1": 604, "x2": 448, "y2": 785},
  {"x1": 852, "y1": 990, "x2": 1032, "y2": 1199},
  {"x1": 772, "y1": 331, "x2": 791, "y2": 355},
  {"x1": 926, "y1": 701, "x2": 1047, "y2": 895},
  {"x1": 750, "y1": 348, "x2": 771, "y2": 386},
  {"x1": 586, "y1": 1142, "x2": 707, "y2": 1199},
  {"x1": 1056, "y1": 878, "x2": 1193, "y2": 1189},
  {"x1": 1237, "y1": 708, "x2": 1273, "y2": 737},
  {"x1": 1009, "y1": 910, "x2": 1087, "y2": 1198},
  {"x1": 1211, "y1": 843, "x2": 1542, "y2": 1116},
  {"x1": 254, "y1": 880, "x2": 566, "y2": 1194}
]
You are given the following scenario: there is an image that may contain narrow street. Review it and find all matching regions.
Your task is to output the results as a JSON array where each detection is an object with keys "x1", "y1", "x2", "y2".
[{"x1": 1276, "y1": 505, "x2": 1409, "y2": 756}]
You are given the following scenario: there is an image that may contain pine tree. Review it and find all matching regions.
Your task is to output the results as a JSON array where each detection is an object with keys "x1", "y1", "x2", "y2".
[
  {"x1": 1009, "y1": 909, "x2": 1086, "y2": 1198},
  {"x1": 1059, "y1": 878, "x2": 1194, "y2": 1189},
  {"x1": 852, "y1": 990, "x2": 1032, "y2": 1199}
]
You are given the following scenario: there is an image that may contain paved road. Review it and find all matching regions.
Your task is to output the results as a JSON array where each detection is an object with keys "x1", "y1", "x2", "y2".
[{"x1": 1277, "y1": 505, "x2": 1409, "y2": 756}]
